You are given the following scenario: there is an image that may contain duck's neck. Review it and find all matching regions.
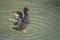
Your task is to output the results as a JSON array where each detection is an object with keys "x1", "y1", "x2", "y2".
[{"x1": 24, "y1": 11, "x2": 28, "y2": 16}]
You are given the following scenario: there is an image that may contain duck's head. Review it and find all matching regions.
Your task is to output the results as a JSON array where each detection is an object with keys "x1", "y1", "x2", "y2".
[{"x1": 23, "y1": 7, "x2": 31, "y2": 12}]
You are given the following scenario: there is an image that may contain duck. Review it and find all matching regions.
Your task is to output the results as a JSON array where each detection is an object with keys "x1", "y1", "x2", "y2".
[{"x1": 12, "y1": 7, "x2": 31, "y2": 32}]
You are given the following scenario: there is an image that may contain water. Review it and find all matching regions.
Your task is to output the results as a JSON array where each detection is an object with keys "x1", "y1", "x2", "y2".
[{"x1": 0, "y1": 0, "x2": 60, "y2": 40}]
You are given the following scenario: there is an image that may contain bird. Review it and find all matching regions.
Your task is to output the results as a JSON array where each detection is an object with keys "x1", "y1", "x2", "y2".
[{"x1": 12, "y1": 7, "x2": 31, "y2": 32}]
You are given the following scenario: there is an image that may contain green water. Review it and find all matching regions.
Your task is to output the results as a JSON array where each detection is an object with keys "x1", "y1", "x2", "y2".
[{"x1": 0, "y1": 0, "x2": 60, "y2": 40}]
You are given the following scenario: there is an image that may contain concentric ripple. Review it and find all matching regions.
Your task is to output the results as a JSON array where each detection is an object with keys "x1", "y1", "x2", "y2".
[{"x1": 0, "y1": 0, "x2": 60, "y2": 40}]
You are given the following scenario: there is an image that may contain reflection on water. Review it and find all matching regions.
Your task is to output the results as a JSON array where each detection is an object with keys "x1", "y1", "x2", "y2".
[{"x1": 0, "y1": 0, "x2": 60, "y2": 40}]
